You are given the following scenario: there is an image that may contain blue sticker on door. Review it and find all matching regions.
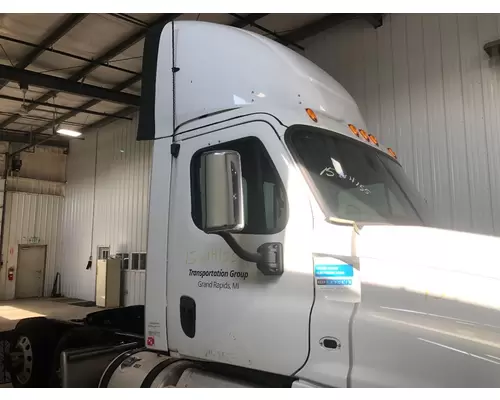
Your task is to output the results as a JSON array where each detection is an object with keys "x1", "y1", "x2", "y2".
[{"x1": 314, "y1": 263, "x2": 353, "y2": 287}]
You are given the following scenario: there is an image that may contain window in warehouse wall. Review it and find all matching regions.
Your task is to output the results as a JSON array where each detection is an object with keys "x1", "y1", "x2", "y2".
[
  {"x1": 131, "y1": 253, "x2": 147, "y2": 270},
  {"x1": 116, "y1": 253, "x2": 129, "y2": 270},
  {"x1": 131, "y1": 253, "x2": 139, "y2": 270},
  {"x1": 139, "y1": 253, "x2": 147, "y2": 270},
  {"x1": 98, "y1": 246, "x2": 110, "y2": 260}
]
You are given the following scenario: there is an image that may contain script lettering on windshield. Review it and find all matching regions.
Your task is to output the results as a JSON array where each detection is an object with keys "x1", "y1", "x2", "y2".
[{"x1": 320, "y1": 157, "x2": 371, "y2": 195}]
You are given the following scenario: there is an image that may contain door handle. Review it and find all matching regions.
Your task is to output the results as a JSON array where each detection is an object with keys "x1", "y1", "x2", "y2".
[{"x1": 180, "y1": 296, "x2": 196, "y2": 338}]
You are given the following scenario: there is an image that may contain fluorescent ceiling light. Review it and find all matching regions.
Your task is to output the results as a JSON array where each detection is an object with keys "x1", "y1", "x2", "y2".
[{"x1": 57, "y1": 128, "x2": 82, "y2": 137}]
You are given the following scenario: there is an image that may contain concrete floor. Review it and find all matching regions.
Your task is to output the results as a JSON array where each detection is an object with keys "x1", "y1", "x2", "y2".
[{"x1": 0, "y1": 298, "x2": 100, "y2": 332}]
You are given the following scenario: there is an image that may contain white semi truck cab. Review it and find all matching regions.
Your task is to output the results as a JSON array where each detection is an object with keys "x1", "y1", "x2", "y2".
[{"x1": 6, "y1": 20, "x2": 500, "y2": 388}]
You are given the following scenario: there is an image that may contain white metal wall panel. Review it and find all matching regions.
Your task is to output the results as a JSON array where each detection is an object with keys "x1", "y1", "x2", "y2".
[
  {"x1": 56, "y1": 129, "x2": 95, "y2": 301},
  {"x1": 57, "y1": 114, "x2": 152, "y2": 302},
  {"x1": 0, "y1": 142, "x2": 67, "y2": 300},
  {"x1": 0, "y1": 192, "x2": 62, "y2": 300},
  {"x1": 122, "y1": 270, "x2": 146, "y2": 307},
  {"x1": 304, "y1": 14, "x2": 500, "y2": 236},
  {"x1": 6, "y1": 176, "x2": 65, "y2": 196}
]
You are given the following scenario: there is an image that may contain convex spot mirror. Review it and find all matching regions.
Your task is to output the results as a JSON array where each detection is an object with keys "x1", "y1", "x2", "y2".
[{"x1": 200, "y1": 150, "x2": 245, "y2": 233}]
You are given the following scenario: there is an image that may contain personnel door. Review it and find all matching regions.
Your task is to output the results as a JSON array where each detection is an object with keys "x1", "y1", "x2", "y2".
[
  {"x1": 15, "y1": 245, "x2": 46, "y2": 298},
  {"x1": 167, "y1": 120, "x2": 315, "y2": 375}
]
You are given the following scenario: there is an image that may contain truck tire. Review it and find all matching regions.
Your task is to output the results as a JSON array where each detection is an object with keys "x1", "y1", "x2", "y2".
[
  {"x1": 8, "y1": 318, "x2": 59, "y2": 388},
  {"x1": 49, "y1": 326, "x2": 117, "y2": 387}
]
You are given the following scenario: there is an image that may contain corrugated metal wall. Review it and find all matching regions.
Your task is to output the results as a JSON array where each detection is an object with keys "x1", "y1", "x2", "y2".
[
  {"x1": 0, "y1": 192, "x2": 62, "y2": 300},
  {"x1": 6, "y1": 177, "x2": 65, "y2": 197},
  {"x1": 122, "y1": 270, "x2": 146, "y2": 306},
  {"x1": 0, "y1": 141, "x2": 66, "y2": 300},
  {"x1": 57, "y1": 114, "x2": 152, "y2": 301},
  {"x1": 304, "y1": 14, "x2": 500, "y2": 236}
]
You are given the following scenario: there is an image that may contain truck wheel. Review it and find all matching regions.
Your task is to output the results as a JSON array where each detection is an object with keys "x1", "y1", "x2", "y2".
[
  {"x1": 8, "y1": 319, "x2": 59, "y2": 388},
  {"x1": 49, "y1": 326, "x2": 116, "y2": 387}
]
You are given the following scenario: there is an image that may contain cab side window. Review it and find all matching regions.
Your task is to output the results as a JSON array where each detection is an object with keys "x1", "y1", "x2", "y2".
[{"x1": 191, "y1": 136, "x2": 288, "y2": 234}]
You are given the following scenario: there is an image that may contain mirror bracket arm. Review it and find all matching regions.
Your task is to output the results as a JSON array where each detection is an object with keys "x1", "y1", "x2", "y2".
[
  {"x1": 217, "y1": 232, "x2": 261, "y2": 263},
  {"x1": 216, "y1": 233, "x2": 284, "y2": 276}
]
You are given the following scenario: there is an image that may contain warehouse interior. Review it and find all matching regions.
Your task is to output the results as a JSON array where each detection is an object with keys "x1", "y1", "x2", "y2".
[
  {"x1": 0, "y1": 11, "x2": 499, "y2": 389},
  {"x1": 0, "y1": 12, "x2": 499, "y2": 307}
]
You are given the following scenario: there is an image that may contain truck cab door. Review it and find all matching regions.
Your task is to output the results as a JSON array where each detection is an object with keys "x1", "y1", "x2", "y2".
[{"x1": 166, "y1": 119, "x2": 314, "y2": 376}]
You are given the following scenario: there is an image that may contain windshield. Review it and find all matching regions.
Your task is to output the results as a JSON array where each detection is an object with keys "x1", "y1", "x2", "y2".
[{"x1": 285, "y1": 125, "x2": 431, "y2": 226}]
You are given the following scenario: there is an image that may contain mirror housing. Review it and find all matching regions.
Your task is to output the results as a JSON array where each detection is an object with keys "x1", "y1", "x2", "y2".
[
  {"x1": 200, "y1": 150, "x2": 245, "y2": 233},
  {"x1": 198, "y1": 149, "x2": 284, "y2": 276}
]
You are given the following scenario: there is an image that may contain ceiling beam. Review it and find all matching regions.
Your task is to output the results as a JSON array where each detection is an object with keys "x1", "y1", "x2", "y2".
[
  {"x1": 231, "y1": 14, "x2": 268, "y2": 28},
  {"x1": 0, "y1": 13, "x2": 88, "y2": 92},
  {"x1": 0, "y1": 129, "x2": 69, "y2": 149},
  {"x1": 31, "y1": 74, "x2": 141, "y2": 134},
  {"x1": 0, "y1": 64, "x2": 140, "y2": 106},
  {"x1": 82, "y1": 106, "x2": 137, "y2": 132},
  {"x1": 109, "y1": 13, "x2": 149, "y2": 28},
  {"x1": 0, "y1": 93, "x2": 133, "y2": 120},
  {"x1": 9, "y1": 133, "x2": 69, "y2": 156},
  {"x1": 0, "y1": 13, "x2": 181, "y2": 130},
  {"x1": 68, "y1": 13, "x2": 180, "y2": 81},
  {"x1": 0, "y1": 33, "x2": 137, "y2": 76},
  {"x1": 283, "y1": 14, "x2": 384, "y2": 44}
]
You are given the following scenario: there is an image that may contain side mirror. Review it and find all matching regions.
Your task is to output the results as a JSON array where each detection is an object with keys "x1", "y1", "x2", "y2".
[{"x1": 200, "y1": 150, "x2": 244, "y2": 233}]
